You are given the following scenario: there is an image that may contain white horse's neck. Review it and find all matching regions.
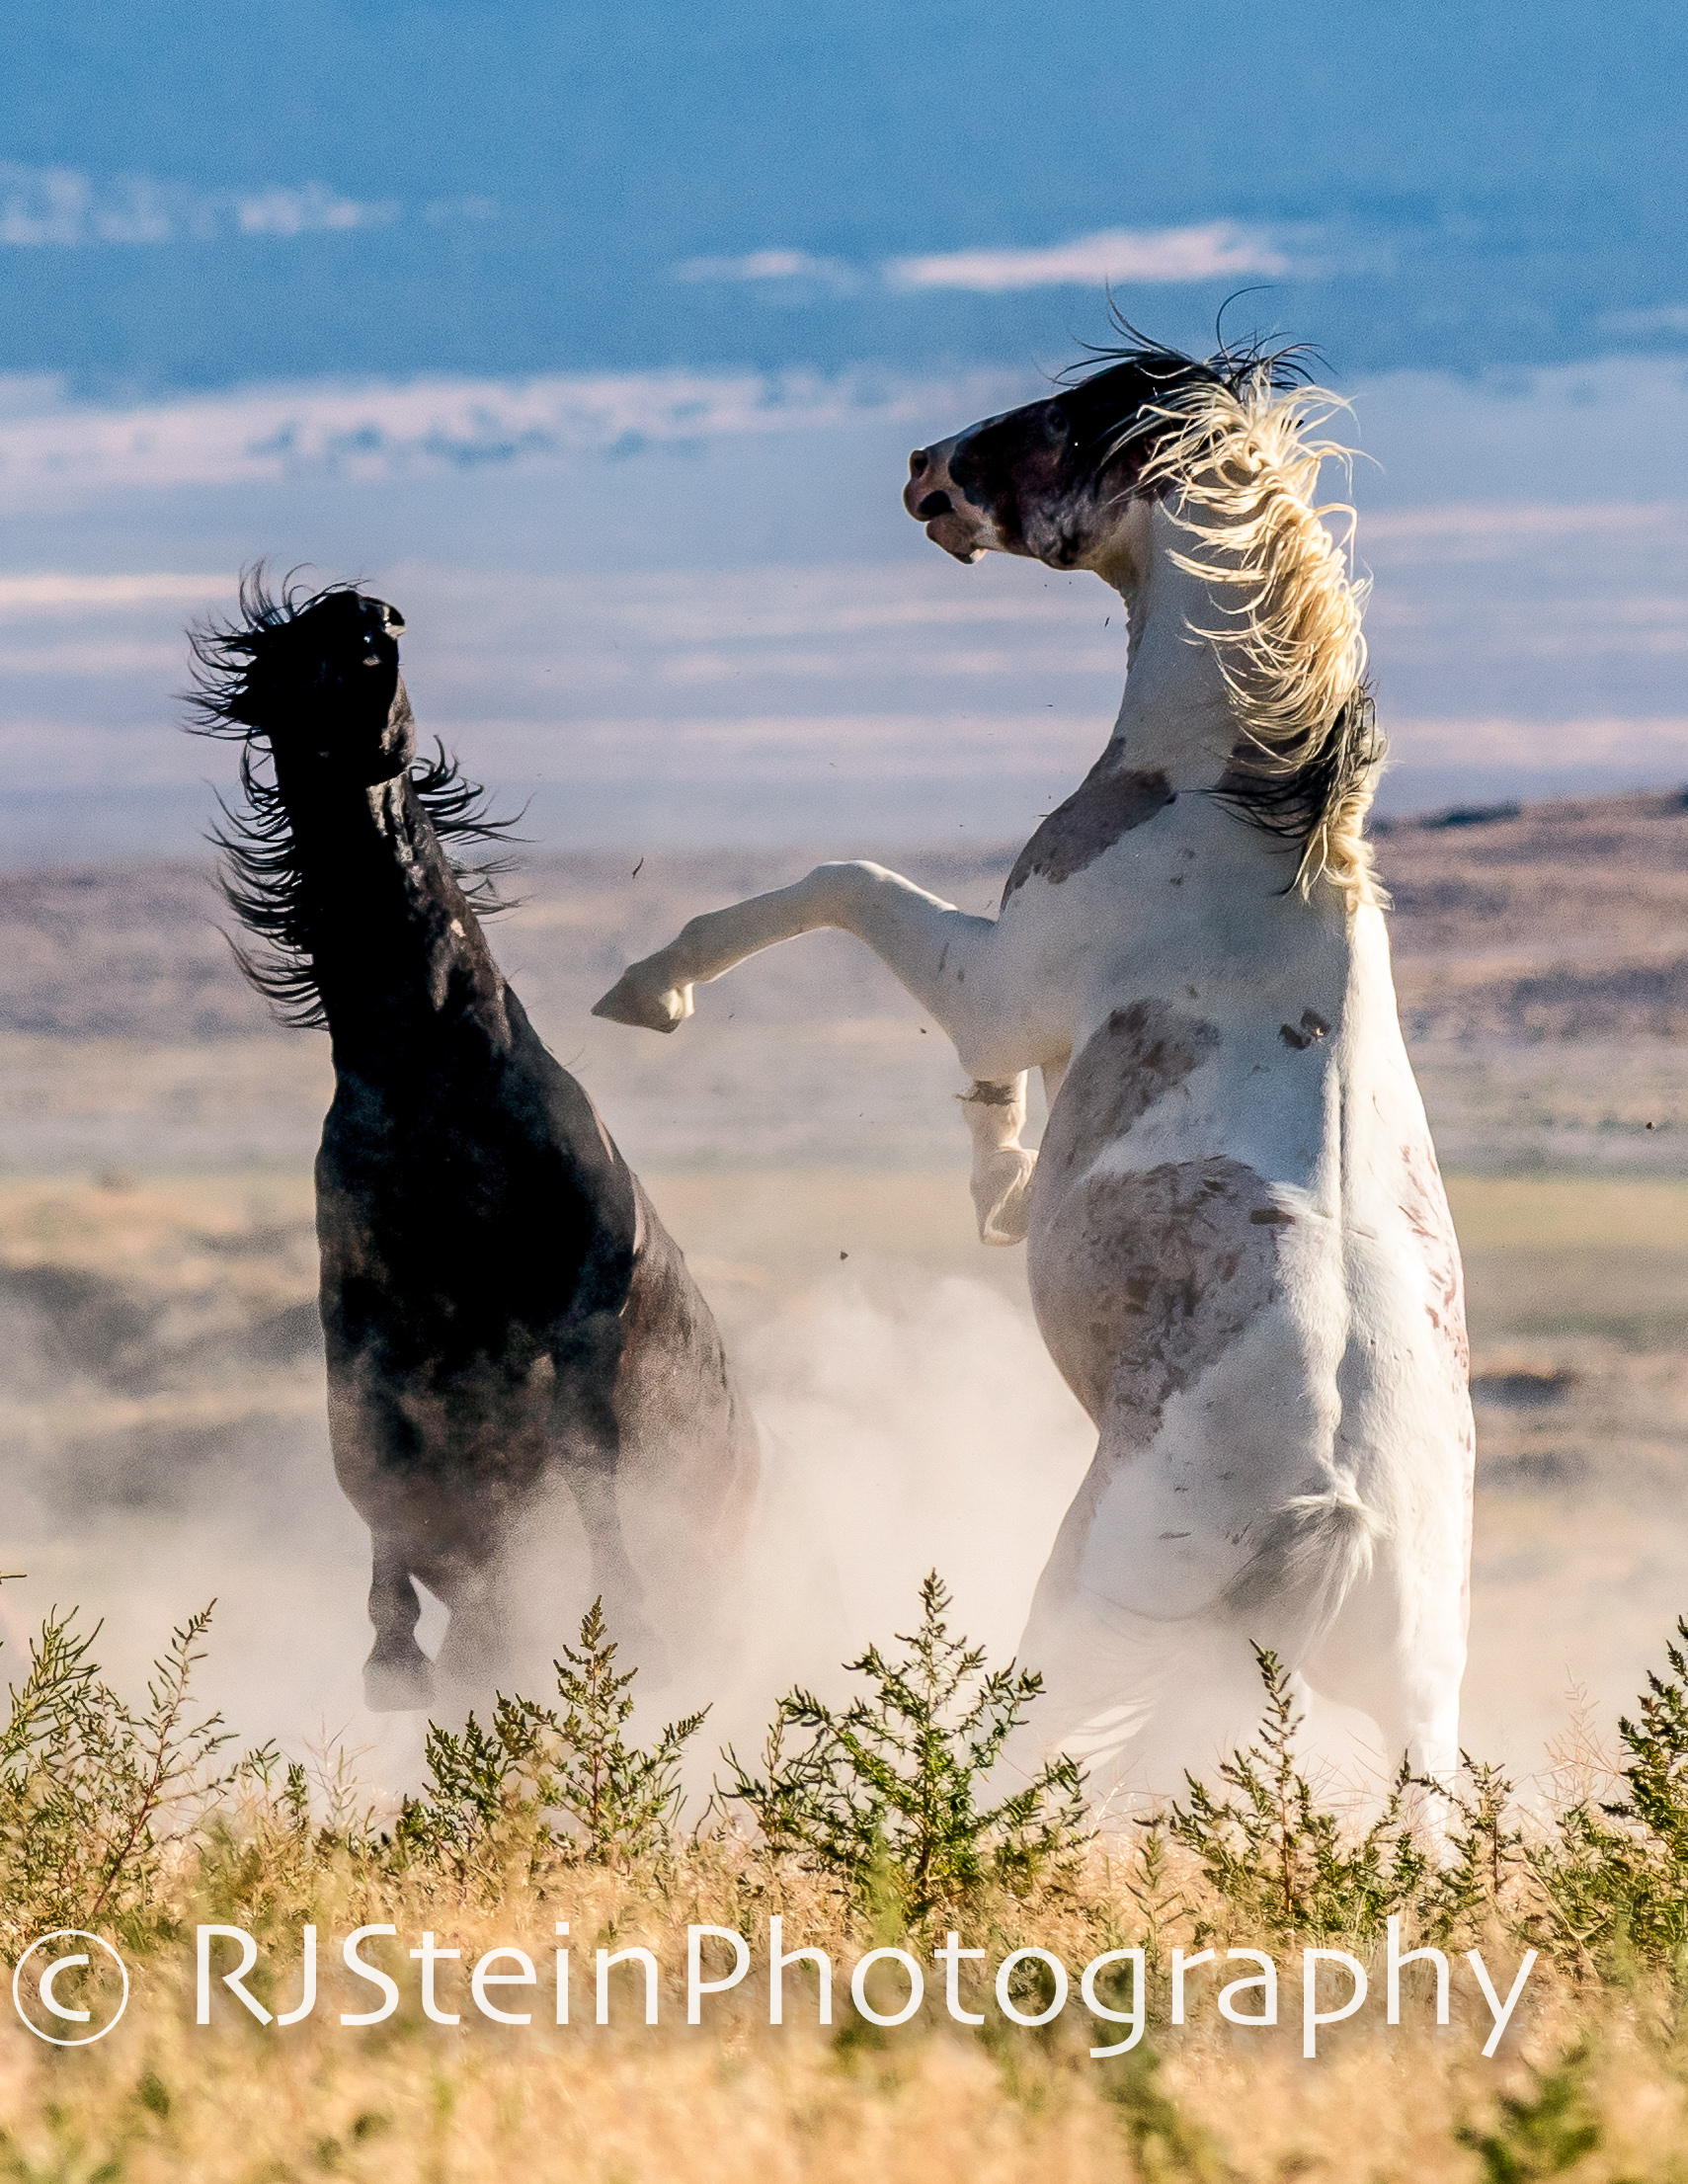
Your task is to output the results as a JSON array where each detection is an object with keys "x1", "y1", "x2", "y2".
[{"x1": 1096, "y1": 497, "x2": 1242, "y2": 789}]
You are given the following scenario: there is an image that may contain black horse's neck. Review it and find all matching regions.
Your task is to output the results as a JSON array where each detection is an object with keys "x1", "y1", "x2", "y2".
[{"x1": 276, "y1": 757, "x2": 512, "y2": 1077}]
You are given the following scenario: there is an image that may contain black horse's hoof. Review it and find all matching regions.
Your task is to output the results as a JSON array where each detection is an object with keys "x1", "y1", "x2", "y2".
[{"x1": 364, "y1": 1650, "x2": 436, "y2": 1713}]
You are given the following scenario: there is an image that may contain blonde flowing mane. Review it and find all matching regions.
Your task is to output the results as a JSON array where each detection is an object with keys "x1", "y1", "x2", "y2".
[{"x1": 1130, "y1": 370, "x2": 1384, "y2": 909}]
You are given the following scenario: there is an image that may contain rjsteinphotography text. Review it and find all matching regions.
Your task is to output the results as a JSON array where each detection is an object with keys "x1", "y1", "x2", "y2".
[{"x1": 179, "y1": 1919, "x2": 1537, "y2": 2060}]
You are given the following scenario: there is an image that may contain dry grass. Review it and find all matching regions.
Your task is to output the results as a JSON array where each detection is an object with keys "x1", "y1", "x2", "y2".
[
  {"x1": 0, "y1": 1789, "x2": 1684, "y2": 2183},
  {"x1": 0, "y1": 1571, "x2": 1686, "y2": 2180}
]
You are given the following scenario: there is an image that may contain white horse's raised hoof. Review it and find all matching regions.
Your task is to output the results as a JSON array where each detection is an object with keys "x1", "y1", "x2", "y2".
[{"x1": 593, "y1": 959, "x2": 694, "y2": 1031}]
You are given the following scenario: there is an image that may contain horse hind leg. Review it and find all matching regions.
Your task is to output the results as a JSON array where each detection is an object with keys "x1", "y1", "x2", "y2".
[
  {"x1": 1299, "y1": 1567, "x2": 1465, "y2": 1858},
  {"x1": 363, "y1": 1535, "x2": 436, "y2": 1712},
  {"x1": 432, "y1": 1578, "x2": 513, "y2": 1696}
]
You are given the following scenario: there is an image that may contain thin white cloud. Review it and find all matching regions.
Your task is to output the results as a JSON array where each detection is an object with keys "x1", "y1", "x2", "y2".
[
  {"x1": 885, "y1": 221, "x2": 1294, "y2": 292},
  {"x1": 1386, "y1": 714, "x2": 1688, "y2": 765},
  {"x1": 0, "y1": 640, "x2": 182, "y2": 677},
  {"x1": 0, "y1": 365, "x2": 1033, "y2": 508},
  {"x1": 0, "y1": 166, "x2": 93, "y2": 246},
  {"x1": 672, "y1": 221, "x2": 1299, "y2": 297},
  {"x1": 1360, "y1": 499, "x2": 1688, "y2": 569},
  {"x1": 1599, "y1": 305, "x2": 1688, "y2": 337},
  {"x1": 1362, "y1": 500, "x2": 1686, "y2": 542},
  {"x1": 0, "y1": 164, "x2": 397, "y2": 247},
  {"x1": 674, "y1": 249, "x2": 859, "y2": 291},
  {"x1": 657, "y1": 640, "x2": 1114, "y2": 687},
  {"x1": 481, "y1": 710, "x2": 1105, "y2": 782},
  {"x1": 0, "y1": 572, "x2": 235, "y2": 615},
  {"x1": 235, "y1": 185, "x2": 397, "y2": 237}
]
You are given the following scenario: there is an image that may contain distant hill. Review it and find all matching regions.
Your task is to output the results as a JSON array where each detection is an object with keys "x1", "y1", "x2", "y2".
[
  {"x1": 1377, "y1": 788, "x2": 1688, "y2": 1040},
  {"x1": 7, "y1": 788, "x2": 1688, "y2": 1047}
]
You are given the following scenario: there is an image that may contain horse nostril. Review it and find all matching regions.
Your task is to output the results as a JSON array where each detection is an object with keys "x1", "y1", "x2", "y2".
[
  {"x1": 916, "y1": 490, "x2": 952, "y2": 520},
  {"x1": 909, "y1": 448, "x2": 929, "y2": 477}
]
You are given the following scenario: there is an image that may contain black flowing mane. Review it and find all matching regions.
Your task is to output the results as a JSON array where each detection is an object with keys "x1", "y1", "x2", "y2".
[{"x1": 186, "y1": 570, "x2": 522, "y2": 1028}]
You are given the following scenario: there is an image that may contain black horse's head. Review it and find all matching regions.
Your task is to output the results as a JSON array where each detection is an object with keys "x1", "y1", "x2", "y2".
[
  {"x1": 189, "y1": 572, "x2": 519, "y2": 1027},
  {"x1": 190, "y1": 578, "x2": 417, "y2": 787}
]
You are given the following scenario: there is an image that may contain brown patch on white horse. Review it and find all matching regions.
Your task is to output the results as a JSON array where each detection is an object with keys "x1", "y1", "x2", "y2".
[
  {"x1": 1399, "y1": 1137, "x2": 1471, "y2": 1382},
  {"x1": 1038, "y1": 1001, "x2": 1219, "y2": 1181},
  {"x1": 1002, "y1": 766, "x2": 1175, "y2": 902},
  {"x1": 1033, "y1": 1156, "x2": 1283, "y2": 1436}
]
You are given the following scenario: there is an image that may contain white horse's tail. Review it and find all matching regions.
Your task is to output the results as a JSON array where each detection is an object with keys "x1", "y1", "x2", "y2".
[{"x1": 1224, "y1": 1481, "x2": 1383, "y2": 1656}]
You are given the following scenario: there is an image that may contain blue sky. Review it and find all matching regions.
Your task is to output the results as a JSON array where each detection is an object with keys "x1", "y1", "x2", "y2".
[
  {"x1": 4, "y1": 0, "x2": 1685, "y2": 388},
  {"x1": 2, "y1": 2, "x2": 1685, "y2": 859}
]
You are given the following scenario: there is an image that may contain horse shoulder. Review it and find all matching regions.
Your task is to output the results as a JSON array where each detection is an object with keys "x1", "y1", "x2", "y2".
[{"x1": 1000, "y1": 764, "x2": 1178, "y2": 906}]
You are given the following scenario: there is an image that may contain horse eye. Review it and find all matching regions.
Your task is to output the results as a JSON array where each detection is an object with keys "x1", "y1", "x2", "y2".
[{"x1": 1045, "y1": 407, "x2": 1068, "y2": 442}]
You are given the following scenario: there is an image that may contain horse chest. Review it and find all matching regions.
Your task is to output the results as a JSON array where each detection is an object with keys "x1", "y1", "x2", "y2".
[{"x1": 992, "y1": 813, "x2": 1332, "y2": 1053}]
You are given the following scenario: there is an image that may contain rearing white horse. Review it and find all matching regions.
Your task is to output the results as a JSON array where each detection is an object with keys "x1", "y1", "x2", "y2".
[{"x1": 595, "y1": 340, "x2": 1474, "y2": 1799}]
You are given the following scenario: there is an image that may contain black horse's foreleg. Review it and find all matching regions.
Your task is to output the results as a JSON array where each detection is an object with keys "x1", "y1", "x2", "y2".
[
  {"x1": 363, "y1": 1534, "x2": 435, "y2": 1712},
  {"x1": 432, "y1": 1560, "x2": 513, "y2": 1692},
  {"x1": 564, "y1": 1457, "x2": 670, "y2": 1682}
]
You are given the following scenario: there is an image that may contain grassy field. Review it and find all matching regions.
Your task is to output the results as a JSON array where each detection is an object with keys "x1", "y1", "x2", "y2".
[
  {"x1": 2, "y1": 1885, "x2": 1677, "y2": 2184},
  {"x1": 0, "y1": 1555, "x2": 1686, "y2": 2183}
]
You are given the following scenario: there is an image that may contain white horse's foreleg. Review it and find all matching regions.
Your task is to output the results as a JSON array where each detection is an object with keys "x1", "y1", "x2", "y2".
[
  {"x1": 595, "y1": 862, "x2": 1047, "y2": 1240},
  {"x1": 962, "y1": 1076, "x2": 1037, "y2": 1245},
  {"x1": 593, "y1": 860, "x2": 997, "y2": 1048},
  {"x1": 594, "y1": 859, "x2": 1025, "y2": 1078},
  {"x1": 594, "y1": 860, "x2": 1052, "y2": 1243}
]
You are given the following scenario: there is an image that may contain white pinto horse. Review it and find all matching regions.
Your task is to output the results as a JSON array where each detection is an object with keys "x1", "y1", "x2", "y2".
[{"x1": 595, "y1": 341, "x2": 1474, "y2": 1801}]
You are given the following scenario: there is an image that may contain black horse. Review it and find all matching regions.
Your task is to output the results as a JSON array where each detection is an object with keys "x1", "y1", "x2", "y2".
[{"x1": 190, "y1": 578, "x2": 759, "y2": 1709}]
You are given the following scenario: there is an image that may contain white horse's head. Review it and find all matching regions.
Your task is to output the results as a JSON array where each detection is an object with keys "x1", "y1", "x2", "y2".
[
  {"x1": 905, "y1": 338, "x2": 1384, "y2": 906},
  {"x1": 903, "y1": 360, "x2": 1168, "y2": 585}
]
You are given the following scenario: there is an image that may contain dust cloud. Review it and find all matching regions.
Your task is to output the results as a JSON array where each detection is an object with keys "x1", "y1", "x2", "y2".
[{"x1": 0, "y1": 1182, "x2": 1095, "y2": 1815}]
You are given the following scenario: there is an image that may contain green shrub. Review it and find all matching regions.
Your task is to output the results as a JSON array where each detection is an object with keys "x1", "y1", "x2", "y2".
[
  {"x1": 1525, "y1": 1619, "x2": 1688, "y2": 1976},
  {"x1": 1097, "y1": 2044, "x2": 1232, "y2": 2184},
  {"x1": 1162, "y1": 1645, "x2": 1431, "y2": 1947},
  {"x1": 393, "y1": 1598, "x2": 705, "y2": 1883},
  {"x1": 1422, "y1": 1752, "x2": 1528, "y2": 1943},
  {"x1": 1455, "y1": 2044, "x2": 1602, "y2": 2182},
  {"x1": 724, "y1": 1571, "x2": 1088, "y2": 1921},
  {"x1": 0, "y1": 1587, "x2": 239, "y2": 1948}
]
